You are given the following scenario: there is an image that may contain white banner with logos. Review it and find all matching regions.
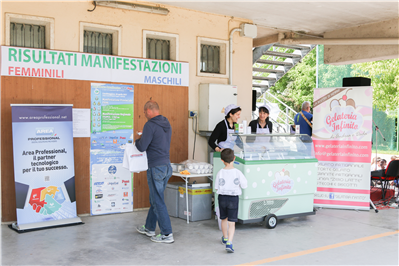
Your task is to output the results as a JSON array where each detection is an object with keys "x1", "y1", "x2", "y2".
[{"x1": 1, "y1": 46, "x2": 189, "y2": 86}]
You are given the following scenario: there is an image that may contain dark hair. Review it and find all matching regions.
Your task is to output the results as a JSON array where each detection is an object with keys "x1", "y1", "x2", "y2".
[
  {"x1": 225, "y1": 107, "x2": 242, "y2": 120},
  {"x1": 259, "y1": 107, "x2": 269, "y2": 114},
  {"x1": 258, "y1": 107, "x2": 270, "y2": 125},
  {"x1": 221, "y1": 148, "x2": 235, "y2": 163}
]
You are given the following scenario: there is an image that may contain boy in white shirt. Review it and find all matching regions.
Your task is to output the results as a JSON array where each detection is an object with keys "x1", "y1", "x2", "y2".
[{"x1": 215, "y1": 148, "x2": 248, "y2": 253}]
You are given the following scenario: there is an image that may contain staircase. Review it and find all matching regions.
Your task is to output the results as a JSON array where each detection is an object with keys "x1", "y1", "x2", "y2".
[{"x1": 252, "y1": 43, "x2": 316, "y2": 132}]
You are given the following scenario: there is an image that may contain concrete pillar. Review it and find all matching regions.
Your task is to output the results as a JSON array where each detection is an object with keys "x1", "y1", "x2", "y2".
[{"x1": 324, "y1": 18, "x2": 399, "y2": 65}]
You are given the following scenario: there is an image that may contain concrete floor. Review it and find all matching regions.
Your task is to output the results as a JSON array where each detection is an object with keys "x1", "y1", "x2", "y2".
[{"x1": 1, "y1": 207, "x2": 398, "y2": 265}]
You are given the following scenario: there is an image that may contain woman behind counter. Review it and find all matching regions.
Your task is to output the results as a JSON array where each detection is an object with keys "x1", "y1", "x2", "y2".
[
  {"x1": 208, "y1": 104, "x2": 241, "y2": 152},
  {"x1": 249, "y1": 105, "x2": 273, "y2": 134}
]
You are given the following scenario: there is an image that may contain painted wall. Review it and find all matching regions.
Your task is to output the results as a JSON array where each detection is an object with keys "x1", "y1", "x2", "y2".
[{"x1": 0, "y1": 0, "x2": 254, "y2": 164}]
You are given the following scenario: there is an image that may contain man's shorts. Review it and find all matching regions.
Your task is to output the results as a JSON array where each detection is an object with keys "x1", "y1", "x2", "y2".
[{"x1": 218, "y1": 194, "x2": 239, "y2": 222}]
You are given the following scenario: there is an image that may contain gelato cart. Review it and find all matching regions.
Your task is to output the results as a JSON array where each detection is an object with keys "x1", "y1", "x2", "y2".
[{"x1": 213, "y1": 133, "x2": 318, "y2": 229}]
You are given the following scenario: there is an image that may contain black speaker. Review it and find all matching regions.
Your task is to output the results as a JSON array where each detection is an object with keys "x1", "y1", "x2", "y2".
[
  {"x1": 252, "y1": 90, "x2": 257, "y2": 111},
  {"x1": 342, "y1": 77, "x2": 371, "y2": 87}
]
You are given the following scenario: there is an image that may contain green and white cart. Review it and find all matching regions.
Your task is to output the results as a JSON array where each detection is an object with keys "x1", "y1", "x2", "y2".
[{"x1": 213, "y1": 133, "x2": 318, "y2": 229}]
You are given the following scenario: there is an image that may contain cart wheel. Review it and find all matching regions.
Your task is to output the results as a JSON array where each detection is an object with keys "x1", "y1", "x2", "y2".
[{"x1": 264, "y1": 214, "x2": 278, "y2": 229}]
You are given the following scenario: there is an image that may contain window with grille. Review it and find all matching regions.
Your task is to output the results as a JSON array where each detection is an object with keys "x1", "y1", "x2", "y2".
[
  {"x1": 200, "y1": 44, "x2": 220, "y2": 73},
  {"x1": 83, "y1": 30, "x2": 113, "y2": 55},
  {"x1": 146, "y1": 38, "x2": 170, "y2": 60},
  {"x1": 10, "y1": 22, "x2": 45, "y2": 48}
]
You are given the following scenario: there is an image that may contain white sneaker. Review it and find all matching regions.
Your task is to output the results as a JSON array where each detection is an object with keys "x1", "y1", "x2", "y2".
[
  {"x1": 136, "y1": 225, "x2": 155, "y2": 237},
  {"x1": 150, "y1": 233, "x2": 174, "y2": 243}
]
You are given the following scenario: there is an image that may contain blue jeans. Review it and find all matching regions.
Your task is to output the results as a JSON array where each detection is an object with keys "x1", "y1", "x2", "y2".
[{"x1": 145, "y1": 164, "x2": 173, "y2": 235}]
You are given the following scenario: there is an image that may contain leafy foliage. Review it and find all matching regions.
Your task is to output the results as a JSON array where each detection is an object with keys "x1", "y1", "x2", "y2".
[
  {"x1": 267, "y1": 48, "x2": 316, "y2": 113},
  {"x1": 264, "y1": 45, "x2": 399, "y2": 113},
  {"x1": 352, "y1": 59, "x2": 399, "y2": 111}
]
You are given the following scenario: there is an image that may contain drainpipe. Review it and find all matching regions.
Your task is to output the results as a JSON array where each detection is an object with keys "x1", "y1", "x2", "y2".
[{"x1": 229, "y1": 28, "x2": 241, "y2": 85}]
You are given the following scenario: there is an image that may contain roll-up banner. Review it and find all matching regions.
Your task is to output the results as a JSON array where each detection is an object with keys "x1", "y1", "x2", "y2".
[
  {"x1": 90, "y1": 83, "x2": 134, "y2": 215},
  {"x1": 10, "y1": 104, "x2": 82, "y2": 231},
  {"x1": 313, "y1": 87, "x2": 373, "y2": 210}
]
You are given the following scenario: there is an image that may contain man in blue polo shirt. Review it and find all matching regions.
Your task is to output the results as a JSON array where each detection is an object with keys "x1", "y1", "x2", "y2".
[{"x1": 294, "y1": 101, "x2": 313, "y2": 136}]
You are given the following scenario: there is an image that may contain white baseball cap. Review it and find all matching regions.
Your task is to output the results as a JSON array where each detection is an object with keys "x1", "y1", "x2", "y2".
[{"x1": 224, "y1": 104, "x2": 240, "y2": 116}]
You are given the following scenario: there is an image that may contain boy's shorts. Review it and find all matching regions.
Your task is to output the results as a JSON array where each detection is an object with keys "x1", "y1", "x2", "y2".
[{"x1": 218, "y1": 194, "x2": 239, "y2": 222}]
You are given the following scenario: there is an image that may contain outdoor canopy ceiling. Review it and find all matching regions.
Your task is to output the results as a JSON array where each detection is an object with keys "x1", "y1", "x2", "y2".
[{"x1": 148, "y1": 1, "x2": 399, "y2": 40}]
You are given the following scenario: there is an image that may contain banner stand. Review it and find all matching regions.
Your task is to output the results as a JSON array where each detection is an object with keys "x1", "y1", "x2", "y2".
[
  {"x1": 312, "y1": 86, "x2": 373, "y2": 210},
  {"x1": 9, "y1": 218, "x2": 83, "y2": 233},
  {"x1": 369, "y1": 199, "x2": 378, "y2": 213},
  {"x1": 10, "y1": 104, "x2": 83, "y2": 232}
]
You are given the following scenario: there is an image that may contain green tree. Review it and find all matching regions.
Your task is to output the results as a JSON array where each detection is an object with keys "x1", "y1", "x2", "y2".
[
  {"x1": 317, "y1": 45, "x2": 353, "y2": 88},
  {"x1": 352, "y1": 59, "x2": 399, "y2": 111},
  {"x1": 268, "y1": 48, "x2": 316, "y2": 113},
  {"x1": 264, "y1": 45, "x2": 399, "y2": 113}
]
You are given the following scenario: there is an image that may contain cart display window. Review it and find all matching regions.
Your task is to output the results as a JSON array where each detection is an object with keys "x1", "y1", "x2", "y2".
[{"x1": 232, "y1": 134, "x2": 315, "y2": 161}]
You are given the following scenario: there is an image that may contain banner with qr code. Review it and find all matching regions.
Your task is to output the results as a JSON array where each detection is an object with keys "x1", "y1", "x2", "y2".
[{"x1": 11, "y1": 104, "x2": 81, "y2": 229}]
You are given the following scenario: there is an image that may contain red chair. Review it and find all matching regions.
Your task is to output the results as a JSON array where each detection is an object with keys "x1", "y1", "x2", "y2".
[{"x1": 371, "y1": 160, "x2": 399, "y2": 203}]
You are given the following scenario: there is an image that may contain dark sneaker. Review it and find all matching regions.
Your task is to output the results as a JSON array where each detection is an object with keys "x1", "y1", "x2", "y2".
[
  {"x1": 151, "y1": 233, "x2": 174, "y2": 243},
  {"x1": 226, "y1": 242, "x2": 234, "y2": 253},
  {"x1": 136, "y1": 225, "x2": 155, "y2": 237},
  {"x1": 221, "y1": 236, "x2": 228, "y2": 245}
]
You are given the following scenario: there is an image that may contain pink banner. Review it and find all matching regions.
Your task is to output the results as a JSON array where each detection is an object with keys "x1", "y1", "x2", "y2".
[
  {"x1": 314, "y1": 199, "x2": 369, "y2": 207},
  {"x1": 313, "y1": 140, "x2": 371, "y2": 163},
  {"x1": 313, "y1": 86, "x2": 373, "y2": 210},
  {"x1": 317, "y1": 187, "x2": 370, "y2": 194}
]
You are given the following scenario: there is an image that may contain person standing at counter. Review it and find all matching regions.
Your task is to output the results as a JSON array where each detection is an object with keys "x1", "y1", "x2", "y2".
[
  {"x1": 249, "y1": 105, "x2": 273, "y2": 134},
  {"x1": 135, "y1": 100, "x2": 174, "y2": 244},
  {"x1": 294, "y1": 101, "x2": 313, "y2": 136},
  {"x1": 208, "y1": 104, "x2": 241, "y2": 152}
]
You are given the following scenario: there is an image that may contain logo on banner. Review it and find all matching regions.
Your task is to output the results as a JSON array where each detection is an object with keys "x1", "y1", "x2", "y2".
[
  {"x1": 29, "y1": 186, "x2": 65, "y2": 215},
  {"x1": 36, "y1": 127, "x2": 54, "y2": 135},
  {"x1": 271, "y1": 166, "x2": 294, "y2": 195},
  {"x1": 325, "y1": 106, "x2": 363, "y2": 134},
  {"x1": 324, "y1": 89, "x2": 364, "y2": 135},
  {"x1": 108, "y1": 165, "x2": 117, "y2": 174}
]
